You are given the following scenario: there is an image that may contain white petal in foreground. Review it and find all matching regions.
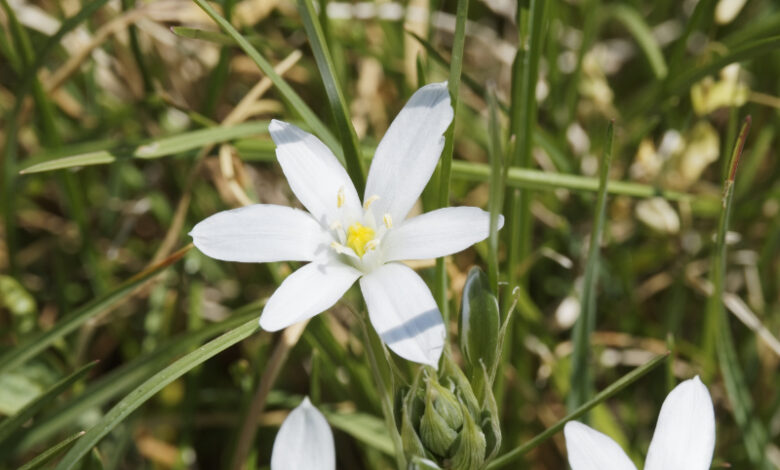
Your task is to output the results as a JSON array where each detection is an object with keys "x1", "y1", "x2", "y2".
[
  {"x1": 644, "y1": 376, "x2": 715, "y2": 470},
  {"x1": 260, "y1": 260, "x2": 361, "y2": 331},
  {"x1": 359, "y1": 263, "x2": 445, "y2": 367},
  {"x1": 271, "y1": 397, "x2": 335, "y2": 470},
  {"x1": 269, "y1": 120, "x2": 362, "y2": 224},
  {"x1": 190, "y1": 204, "x2": 326, "y2": 263},
  {"x1": 364, "y1": 82, "x2": 453, "y2": 222},
  {"x1": 382, "y1": 207, "x2": 503, "y2": 261},
  {"x1": 564, "y1": 421, "x2": 638, "y2": 470}
]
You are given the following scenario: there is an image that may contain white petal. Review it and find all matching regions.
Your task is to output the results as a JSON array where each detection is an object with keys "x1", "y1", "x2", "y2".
[
  {"x1": 382, "y1": 207, "x2": 503, "y2": 261},
  {"x1": 190, "y1": 204, "x2": 327, "y2": 262},
  {"x1": 644, "y1": 376, "x2": 715, "y2": 470},
  {"x1": 564, "y1": 421, "x2": 637, "y2": 470},
  {"x1": 359, "y1": 263, "x2": 445, "y2": 367},
  {"x1": 271, "y1": 397, "x2": 335, "y2": 470},
  {"x1": 270, "y1": 119, "x2": 362, "y2": 224},
  {"x1": 364, "y1": 82, "x2": 453, "y2": 222},
  {"x1": 259, "y1": 261, "x2": 361, "y2": 331}
]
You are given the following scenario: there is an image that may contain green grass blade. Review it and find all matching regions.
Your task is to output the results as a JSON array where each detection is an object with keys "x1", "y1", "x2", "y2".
[
  {"x1": 20, "y1": 122, "x2": 269, "y2": 174},
  {"x1": 506, "y1": 0, "x2": 547, "y2": 292},
  {"x1": 191, "y1": 0, "x2": 342, "y2": 161},
  {"x1": 486, "y1": 85, "x2": 504, "y2": 293},
  {"x1": 0, "y1": 362, "x2": 96, "y2": 447},
  {"x1": 53, "y1": 319, "x2": 259, "y2": 470},
  {"x1": 450, "y1": 160, "x2": 716, "y2": 209},
  {"x1": 610, "y1": 5, "x2": 668, "y2": 79},
  {"x1": 568, "y1": 122, "x2": 614, "y2": 412},
  {"x1": 707, "y1": 117, "x2": 770, "y2": 468},
  {"x1": 667, "y1": 36, "x2": 780, "y2": 96},
  {"x1": 171, "y1": 26, "x2": 237, "y2": 46},
  {"x1": 17, "y1": 302, "x2": 264, "y2": 453},
  {"x1": 0, "y1": 246, "x2": 191, "y2": 376},
  {"x1": 486, "y1": 353, "x2": 668, "y2": 469},
  {"x1": 323, "y1": 410, "x2": 394, "y2": 456},
  {"x1": 433, "y1": 0, "x2": 469, "y2": 324},
  {"x1": 297, "y1": 0, "x2": 365, "y2": 193},
  {"x1": 17, "y1": 432, "x2": 85, "y2": 470}
]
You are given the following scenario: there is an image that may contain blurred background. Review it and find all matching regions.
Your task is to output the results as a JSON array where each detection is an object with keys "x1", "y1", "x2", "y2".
[{"x1": 1, "y1": 0, "x2": 779, "y2": 468}]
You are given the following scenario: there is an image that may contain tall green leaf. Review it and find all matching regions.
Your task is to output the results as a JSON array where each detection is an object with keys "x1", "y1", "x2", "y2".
[
  {"x1": 54, "y1": 319, "x2": 259, "y2": 470},
  {"x1": 0, "y1": 246, "x2": 190, "y2": 376},
  {"x1": 568, "y1": 122, "x2": 614, "y2": 412},
  {"x1": 298, "y1": 0, "x2": 365, "y2": 193}
]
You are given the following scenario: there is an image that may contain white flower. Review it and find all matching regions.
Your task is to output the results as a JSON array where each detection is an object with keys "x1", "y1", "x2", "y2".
[
  {"x1": 271, "y1": 397, "x2": 335, "y2": 470},
  {"x1": 564, "y1": 376, "x2": 716, "y2": 470},
  {"x1": 190, "y1": 82, "x2": 503, "y2": 368}
]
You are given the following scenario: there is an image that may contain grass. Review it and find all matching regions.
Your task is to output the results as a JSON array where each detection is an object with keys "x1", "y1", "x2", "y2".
[{"x1": 0, "y1": 0, "x2": 779, "y2": 469}]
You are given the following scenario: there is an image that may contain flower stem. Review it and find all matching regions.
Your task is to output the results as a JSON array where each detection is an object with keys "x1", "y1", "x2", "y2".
[{"x1": 357, "y1": 311, "x2": 406, "y2": 469}]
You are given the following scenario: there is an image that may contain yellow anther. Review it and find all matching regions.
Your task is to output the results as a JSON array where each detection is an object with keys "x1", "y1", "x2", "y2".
[
  {"x1": 363, "y1": 195, "x2": 380, "y2": 210},
  {"x1": 365, "y1": 239, "x2": 379, "y2": 252},
  {"x1": 346, "y1": 223, "x2": 375, "y2": 258},
  {"x1": 337, "y1": 186, "x2": 345, "y2": 208},
  {"x1": 383, "y1": 213, "x2": 393, "y2": 229},
  {"x1": 330, "y1": 241, "x2": 350, "y2": 255},
  {"x1": 330, "y1": 220, "x2": 342, "y2": 230}
]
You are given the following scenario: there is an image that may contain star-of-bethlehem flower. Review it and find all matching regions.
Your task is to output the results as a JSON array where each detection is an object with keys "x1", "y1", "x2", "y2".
[
  {"x1": 564, "y1": 376, "x2": 715, "y2": 470},
  {"x1": 190, "y1": 82, "x2": 503, "y2": 368},
  {"x1": 270, "y1": 397, "x2": 335, "y2": 470}
]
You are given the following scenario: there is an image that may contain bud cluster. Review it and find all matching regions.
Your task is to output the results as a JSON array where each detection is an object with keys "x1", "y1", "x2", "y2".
[{"x1": 398, "y1": 267, "x2": 509, "y2": 470}]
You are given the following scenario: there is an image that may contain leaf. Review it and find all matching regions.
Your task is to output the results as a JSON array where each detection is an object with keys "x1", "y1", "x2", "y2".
[
  {"x1": 53, "y1": 319, "x2": 259, "y2": 470},
  {"x1": 17, "y1": 432, "x2": 85, "y2": 470},
  {"x1": 323, "y1": 409, "x2": 394, "y2": 456},
  {"x1": 611, "y1": 4, "x2": 668, "y2": 79},
  {"x1": 16, "y1": 302, "x2": 264, "y2": 453},
  {"x1": 433, "y1": 0, "x2": 469, "y2": 324},
  {"x1": 706, "y1": 117, "x2": 771, "y2": 468},
  {"x1": 568, "y1": 122, "x2": 614, "y2": 412},
  {"x1": 485, "y1": 353, "x2": 668, "y2": 469},
  {"x1": 0, "y1": 361, "x2": 96, "y2": 455},
  {"x1": 297, "y1": 0, "x2": 365, "y2": 193},
  {"x1": 20, "y1": 122, "x2": 269, "y2": 174},
  {"x1": 0, "y1": 246, "x2": 190, "y2": 377},
  {"x1": 191, "y1": 0, "x2": 342, "y2": 161}
]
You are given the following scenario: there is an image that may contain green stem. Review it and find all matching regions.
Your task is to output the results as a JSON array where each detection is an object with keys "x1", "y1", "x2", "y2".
[
  {"x1": 487, "y1": 353, "x2": 668, "y2": 469},
  {"x1": 434, "y1": 0, "x2": 469, "y2": 323}
]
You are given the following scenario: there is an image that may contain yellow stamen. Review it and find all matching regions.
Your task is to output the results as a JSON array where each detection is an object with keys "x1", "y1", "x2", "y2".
[
  {"x1": 337, "y1": 186, "x2": 345, "y2": 208},
  {"x1": 363, "y1": 195, "x2": 380, "y2": 209},
  {"x1": 383, "y1": 213, "x2": 393, "y2": 229},
  {"x1": 346, "y1": 222, "x2": 376, "y2": 258}
]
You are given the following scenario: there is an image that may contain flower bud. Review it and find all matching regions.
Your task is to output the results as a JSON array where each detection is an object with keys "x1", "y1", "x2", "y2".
[
  {"x1": 429, "y1": 379, "x2": 464, "y2": 431},
  {"x1": 419, "y1": 380, "x2": 459, "y2": 456},
  {"x1": 449, "y1": 403, "x2": 487, "y2": 470}
]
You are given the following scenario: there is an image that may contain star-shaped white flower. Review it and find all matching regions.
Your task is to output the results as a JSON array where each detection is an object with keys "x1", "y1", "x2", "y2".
[
  {"x1": 190, "y1": 82, "x2": 503, "y2": 368},
  {"x1": 564, "y1": 376, "x2": 716, "y2": 470},
  {"x1": 271, "y1": 397, "x2": 335, "y2": 470}
]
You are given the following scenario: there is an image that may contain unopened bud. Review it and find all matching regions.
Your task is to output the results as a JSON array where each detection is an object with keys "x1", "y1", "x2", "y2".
[
  {"x1": 450, "y1": 403, "x2": 487, "y2": 470},
  {"x1": 429, "y1": 380, "x2": 463, "y2": 431},
  {"x1": 420, "y1": 381, "x2": 459, "y2": 456}
]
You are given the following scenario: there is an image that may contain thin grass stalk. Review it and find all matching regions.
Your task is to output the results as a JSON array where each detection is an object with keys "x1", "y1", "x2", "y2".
[
  {"x1": 487, "y1": 353, "x2": 668, "y2": 469},
  {"x1": 567, "y1": 122, "x2": 614, "y2": 412},
  {"x1": 506, "y1": 0, "x2": 547, "y2": 293},
  {"x1": 433, "y1": 0, "x2": 469, "y2": 324},
  {"x1": 706, "y1": 117, "x2": 770, "y2": 468},
  {"x1": 298, "y1": 0, "x2": 366, "y2": 192}
]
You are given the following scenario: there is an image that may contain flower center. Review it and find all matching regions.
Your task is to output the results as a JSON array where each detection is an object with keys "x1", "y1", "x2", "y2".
[{"x1": 346, "y1": 222, "x2": 375, "y2": 258}]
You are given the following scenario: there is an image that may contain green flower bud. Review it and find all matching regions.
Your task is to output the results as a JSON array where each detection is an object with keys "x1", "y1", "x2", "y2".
[
  {"x1": 429, "y1": 379, "x2": 463, "y2": 431},
  {"x1": 401, "y1": 400, "x2": 427, "y2": 459},
  {"x1": 449, "y1": 403, "x2": 487, "y2": 470},
  {"x1": 408, "y1": 456, "x2": 443, "y2": 470},
  {"x1": 419, "y1": 381, "x2": 459, "y2": 456}
]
